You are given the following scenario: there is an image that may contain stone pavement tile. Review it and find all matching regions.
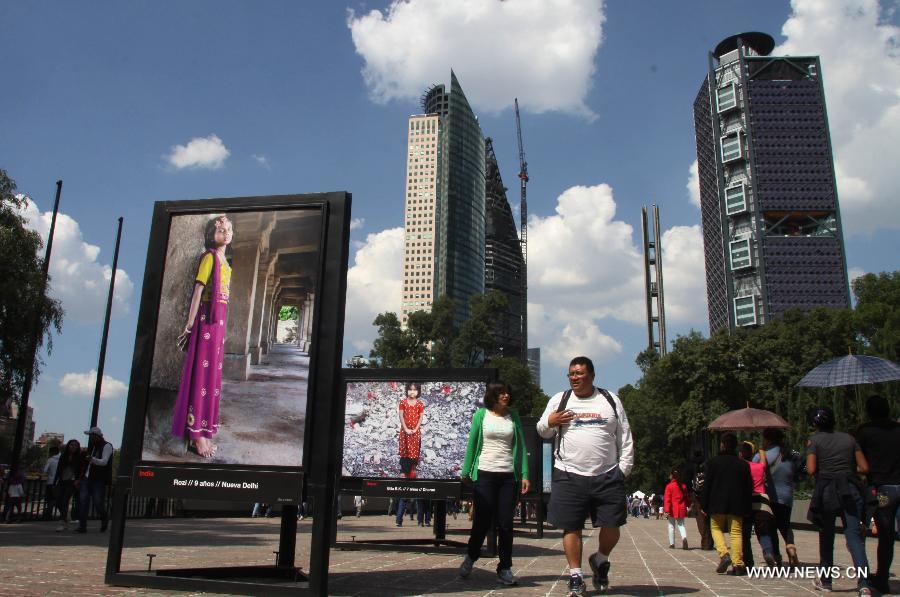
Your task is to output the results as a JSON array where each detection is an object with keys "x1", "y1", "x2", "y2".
[{"x1": 0, "y1": 515, "x2": 897, "y2": 595}]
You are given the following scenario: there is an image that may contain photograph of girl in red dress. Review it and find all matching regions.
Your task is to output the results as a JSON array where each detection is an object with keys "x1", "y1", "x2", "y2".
[{"x1": 342, "y1": 380, "x2": 483, "y2": 479}]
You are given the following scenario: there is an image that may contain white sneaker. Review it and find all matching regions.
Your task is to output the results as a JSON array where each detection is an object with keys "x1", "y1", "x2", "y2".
[{"x1": 459, "y1": 555, "x2": 474, "y2": 578}]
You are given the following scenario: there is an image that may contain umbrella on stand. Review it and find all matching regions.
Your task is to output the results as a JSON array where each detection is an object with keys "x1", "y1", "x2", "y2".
[
  {"x1": 708, "y1": 405, "x2": 791, "y2": 432},
  {"x1": 796, "y1": 354, "x2": 900, "y2": 423}
]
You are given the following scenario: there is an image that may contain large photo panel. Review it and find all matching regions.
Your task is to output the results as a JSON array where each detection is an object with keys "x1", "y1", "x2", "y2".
[
  {"x1": 141, "y1": 207, "x2": 323, "y2": 468},
  {"x1": 340, "y1": 369, "x2": 497, "y2": 481}
]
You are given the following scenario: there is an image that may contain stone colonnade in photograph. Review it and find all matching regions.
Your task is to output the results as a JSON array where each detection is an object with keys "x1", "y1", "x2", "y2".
[{"x1": 223, "y1": 210, "x2": 320, "y2": 381}]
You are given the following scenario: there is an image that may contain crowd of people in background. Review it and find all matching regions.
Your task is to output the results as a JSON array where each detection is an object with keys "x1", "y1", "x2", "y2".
[{"x1": 3, "y1": 427, "x2": 113, "y2": 532}]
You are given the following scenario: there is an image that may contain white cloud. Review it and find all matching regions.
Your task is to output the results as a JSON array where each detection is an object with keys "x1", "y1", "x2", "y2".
[
  {"x1": 526, "y1": 184, "x2": 707, "y2": 370},
  {"x1": 347, "y1": 0, "x2": 604, "y2": 118},
  {"x1": 659, "y1": 225, "x2": 707, "y2": 325},
  {"x1": 18, "y1": 197, "x2": 134, "y2": 323},
  {"x1": 344, "y1": 227, "x2": 404, "y2": 353},
  {"x1": 166, "y1": 134, "x2": 230, "y2": 170},
  {"x1": 338, "y1": 186, "x2": 708, "y2": 371},
  {"x1": 687, "y1": 160, "x2": 700, "y2": 208},
  {"x1": 848, "y1": 266, "x2": 866, "y2": 282},
  {"x1": 59, "y1": 369, "x2": 128, "y2": 400},
  {"x1": 252, "y1": 154, "x2": 271, "y2": 170},
  {"x1": 350, "y1": 218, "x2": 365, "y2": 231},
  {"x1": 776, "y1": 0, "x2": 900, "y2": 233}
]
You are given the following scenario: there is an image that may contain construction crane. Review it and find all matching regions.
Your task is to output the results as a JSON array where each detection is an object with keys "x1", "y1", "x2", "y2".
[{"x1": 515, "y1": 98, "x2": 528, "y2": 364}]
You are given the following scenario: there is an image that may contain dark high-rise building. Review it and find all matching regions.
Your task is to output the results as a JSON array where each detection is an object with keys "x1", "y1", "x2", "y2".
[
  {"x1": 401, "y1": 71, "x2": 485, "y2": 326},
  {"x1": 693, "y1": 32, "x2": 850, "y2": 333},
  {"x1": 484, "y1": 138, "x2": 525, "y2": 362}
]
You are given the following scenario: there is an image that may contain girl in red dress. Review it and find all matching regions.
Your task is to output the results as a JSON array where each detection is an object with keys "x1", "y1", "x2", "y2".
[{"x1": 398, "y1": 381, "x2": 424, "y2": 478}]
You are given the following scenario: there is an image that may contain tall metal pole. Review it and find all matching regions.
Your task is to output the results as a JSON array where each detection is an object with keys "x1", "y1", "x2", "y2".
[
  {"x1": 514, "y1": 99, "x2": 528, "y2": 364},
  {"x1": 91, "y1": 217, "x2": 123, "y2": 428},
  {"x1": 653, "y1": 205, "x2": 667, "y2": 355},
  {"x1": 9, "y1": 181, "x2": 62, "y2": 476}
]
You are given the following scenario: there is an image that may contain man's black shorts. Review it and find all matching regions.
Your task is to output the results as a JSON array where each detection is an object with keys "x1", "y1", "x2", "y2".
[{"x1": 548, "y1": 466, "x2": 627, "y2": 530}]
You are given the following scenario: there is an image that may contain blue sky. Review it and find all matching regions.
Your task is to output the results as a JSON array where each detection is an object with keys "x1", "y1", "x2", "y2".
[{"x1": 2, "y1": 0, "x2": 898, "y2": 447}]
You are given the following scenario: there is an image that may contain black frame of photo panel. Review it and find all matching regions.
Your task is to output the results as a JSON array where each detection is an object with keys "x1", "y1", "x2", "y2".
[
  {"x1": 105, "y1": 192, "x2": 350, "y2": 596},
  {"x1": 335, "y1": 367, "x2": 497, "y2": 550}
]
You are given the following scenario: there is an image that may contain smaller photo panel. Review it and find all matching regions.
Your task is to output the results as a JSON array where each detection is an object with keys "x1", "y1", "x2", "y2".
[{"x1": 342, "y1": 379, "x2": 485, "y2": 480}]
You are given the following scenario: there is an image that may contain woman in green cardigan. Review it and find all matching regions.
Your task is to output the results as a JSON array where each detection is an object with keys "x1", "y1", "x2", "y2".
[{"x1": 458, "y1": 381, "x2": 530, "y2": 586}]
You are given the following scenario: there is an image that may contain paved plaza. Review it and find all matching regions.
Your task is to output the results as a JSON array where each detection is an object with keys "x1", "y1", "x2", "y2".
[{"x1": 0, "y1": 514, "x2": 896, "y2": 595}]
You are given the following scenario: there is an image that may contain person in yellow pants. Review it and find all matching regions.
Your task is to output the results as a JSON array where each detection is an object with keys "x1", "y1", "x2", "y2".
[{"x1": 699, "y1": 433, "x2": 753, "y2": 575}]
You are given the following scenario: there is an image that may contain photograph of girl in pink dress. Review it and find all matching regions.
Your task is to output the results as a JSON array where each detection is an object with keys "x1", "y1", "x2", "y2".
[{"x1": 170, "y1": 215, "x2": 233, "y2": 458}]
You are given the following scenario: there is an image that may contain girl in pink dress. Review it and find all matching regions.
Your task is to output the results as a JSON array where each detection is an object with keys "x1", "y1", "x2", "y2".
[{"x1": 171, "y1": 215, "x2": 233, "y2": 458}]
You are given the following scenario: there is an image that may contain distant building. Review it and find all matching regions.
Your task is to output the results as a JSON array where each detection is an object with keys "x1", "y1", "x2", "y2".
[
  {"x1": 36, "y1": 431, "x2": 64, "y2": 447},
  {"x1": 693, "y1": 32, "x2": 850, "y2": 333},
  {"x1": 401, "y1": 71, "x2": 485, "y2": 327},
  {"x1": 484, "y1": 138, "x2": 526, "y2": 362},
  {"x1": 0, "y1": 404, "x2": 35, "y2": 450},
  {"x1": 527, "y1": 348, "x2": 541, "y2": 389}
]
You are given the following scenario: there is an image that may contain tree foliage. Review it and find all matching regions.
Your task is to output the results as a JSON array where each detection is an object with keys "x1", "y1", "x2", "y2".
[
  {"x1": 368, "y1": 291, "x2": 548, "y2": 412},
  {"x1": 622, "y1": 275, "x2": 898, "y2": 494},
  {"x1": 0, "y1": 170, "x2": 64, "y2": 416},
  {"x1": 278, "y1": 305, "x2": 299, "y2": 321}
]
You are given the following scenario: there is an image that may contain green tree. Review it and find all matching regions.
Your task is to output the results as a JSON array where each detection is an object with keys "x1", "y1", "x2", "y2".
[
  {"x1": 488, "y1": 356, "x2": 548, "y2": 417},
  {"x1": 0, "y1": 170, "x2": 64, "y2": 416},
  {"x1": 367, "y1": 291, "x2": 543, "y2": 403},
  {"x1": 451, "y1": 291, "x2": 507, "y2": 367},
  {"x1": 853, "y1": 272, "x2": 900, "y2": 360},
  {"x1": 278, "y1": 306, "x2": 299, "y2": 321}
]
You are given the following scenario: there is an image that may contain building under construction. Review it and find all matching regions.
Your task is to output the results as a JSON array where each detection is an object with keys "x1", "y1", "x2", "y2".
[{"x1": 484, "y1": 138, "x2": 526, "y2": 363}]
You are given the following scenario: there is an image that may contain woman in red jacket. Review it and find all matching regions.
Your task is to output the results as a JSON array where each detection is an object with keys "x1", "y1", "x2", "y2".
[{"x1": 664, "y1": 468, "x2": 691, "y2": 549}]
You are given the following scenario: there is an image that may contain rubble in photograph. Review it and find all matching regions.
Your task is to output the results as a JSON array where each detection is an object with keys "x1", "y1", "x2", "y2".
[{"x1": 341, "y1": 380, "x2": 483, "y2": 479}]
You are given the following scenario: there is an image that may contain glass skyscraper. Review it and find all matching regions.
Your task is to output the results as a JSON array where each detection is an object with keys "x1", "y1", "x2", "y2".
[{"x1": 401, "y1": 71, "x2": 485, "y2": 326}]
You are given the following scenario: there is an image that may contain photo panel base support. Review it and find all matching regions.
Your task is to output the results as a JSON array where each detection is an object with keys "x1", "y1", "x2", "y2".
[
  {"x1": 332, "y1": 500, "x2": 468, "y2": 553},
  {"x1": 107, "y1": 566, "x2": 309, "y2": 595}
]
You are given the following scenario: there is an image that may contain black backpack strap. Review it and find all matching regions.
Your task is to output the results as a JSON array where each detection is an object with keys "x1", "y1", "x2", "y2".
[
  {"x1": 554, "y1": 390, "x2": 572, "y2": 459},
  {"x1": 596, "y1": 387, "x2": 618, "y2": 420}
]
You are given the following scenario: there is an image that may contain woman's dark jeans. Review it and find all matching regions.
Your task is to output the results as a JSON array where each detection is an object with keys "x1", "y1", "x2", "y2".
[
  {"x1": 817, "y1": 484, "x2": 869, "y2": 589},
  {"x1": 772, "y1": 502, "x2": 794, "y2": 548},
  {"x1": 467, "y1": 470, "x2": 517, "y2": 571}
]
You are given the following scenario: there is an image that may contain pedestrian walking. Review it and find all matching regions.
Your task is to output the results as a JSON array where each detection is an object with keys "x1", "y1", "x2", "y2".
[
  {"x1": 739, "y1": 440, "x2": 778, "y2": 567},
  {"x1": 699, "y1": 433, "x2": 752, "y2": 576},
  {"x1": 806, "y1": 406, "x2": 872, "y2": 595},
  {"x1": 754, "y1": 428, "x2": 801, "y2": 567},
  {"x1": 663, "y1": 469, "x2": 690, "y2": 549},
  {"x1": 687, "y1": 450, "x2": 714, "y2": 550},
  {"x1": 536, "y1": 356, "x2": 634, "y2": 595},
  {"x1": 54, "y1": 439, "x2": 84, "y2": 531},
  {"x1": 3, "y1": 468, "x2": 25, "y2": 523},
  {"x1": 75, "y1": 427, "x2": 113, "y2": 533},
  {"x1": 856, "y1": 395, "x2": 899, "y2": 595},
  {"x1": 42, "y1": 446, "x2": 60, "y2": 520},
  {"x1": 459, "y1": 381, "x2": 530, "y2": 586}
]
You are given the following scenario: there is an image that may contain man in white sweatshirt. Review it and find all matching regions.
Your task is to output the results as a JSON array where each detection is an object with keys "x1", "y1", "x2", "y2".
[{"x1": 537, "y1": 356, "x2": 634, "y2": 596}]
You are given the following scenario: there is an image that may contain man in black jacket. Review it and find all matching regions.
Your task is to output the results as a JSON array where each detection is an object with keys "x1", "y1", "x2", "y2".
[
  {"x1": 857, "y1": 395, "x2": 900, "y2": 595},
  {"x1": 699, "y1": 433, "x2": 752, "y2": 576},
  {"x1": 75, "y1": 427, "x2": 113, "y2": 533}
]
